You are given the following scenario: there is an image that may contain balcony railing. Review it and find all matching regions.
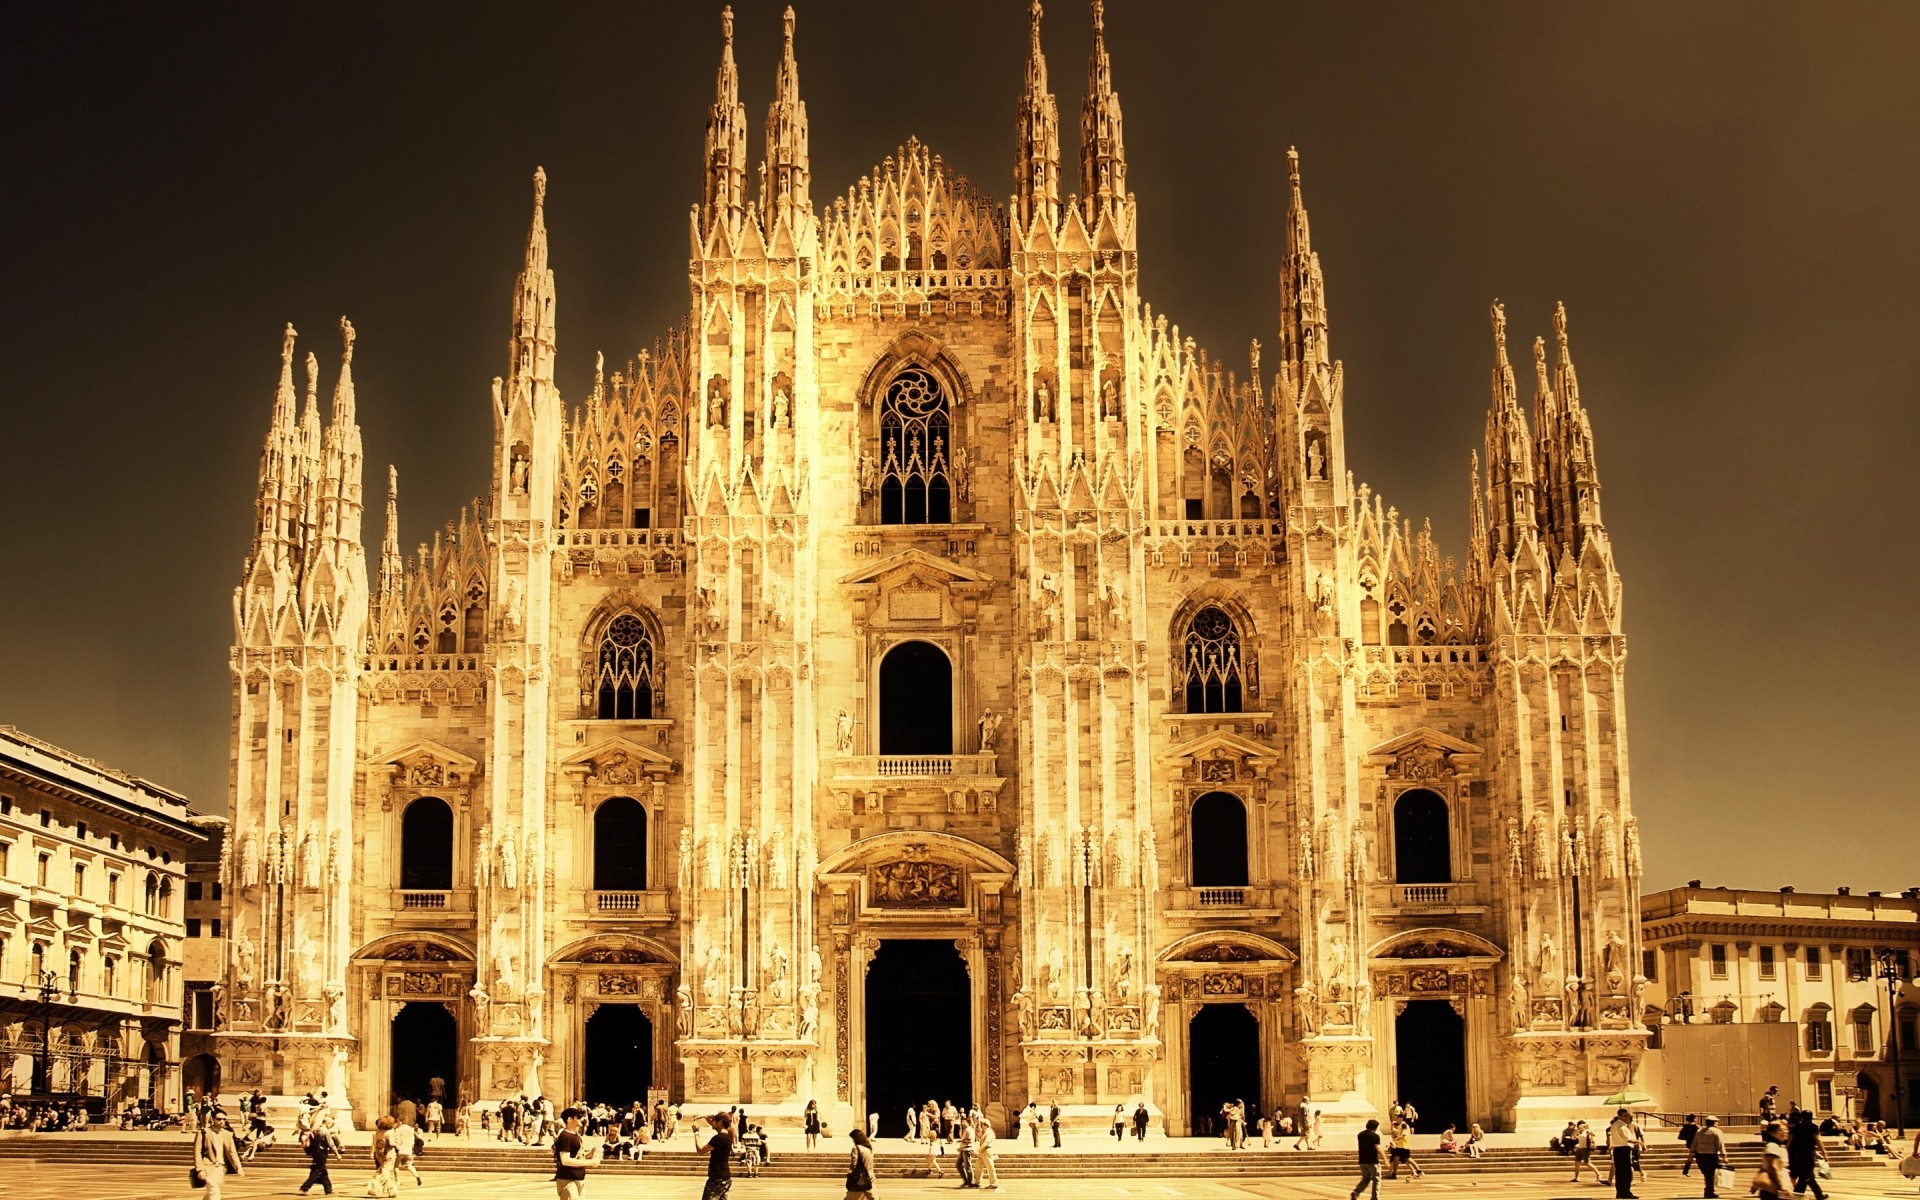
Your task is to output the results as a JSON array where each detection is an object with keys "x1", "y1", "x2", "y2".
[
  {"x1": 1398, "y1": 884, "x2": 1454, "y2": 905},
  {"x1": 834, "y1": 754, "x2": 999, "y2": 779},
  {"x1": 399, "y1": 890, "x2": 450, "y2": 910},
  {"x1": 1195, "y1": 887, "x2": 1248, "y2": 907},
  {"x1": 586, "y1": 890, "x2": 671, "y2": 918},
  {"x1": 594, "y1": 891, "x2": 644, "y2": 914}
]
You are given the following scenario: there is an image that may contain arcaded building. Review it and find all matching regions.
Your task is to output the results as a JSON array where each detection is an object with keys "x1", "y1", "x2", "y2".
[{"x1": 216, "y1": 3, "x2": 1647, "y2": 1134}]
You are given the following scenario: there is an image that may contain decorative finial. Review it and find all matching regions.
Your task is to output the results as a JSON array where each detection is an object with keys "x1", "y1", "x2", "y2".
[
  {"x1": 782, "y1": 5, "x2": 794, "y2": 43},
  {"x1": 721, "y1": 5, "x2": 733, "y2": 43},
  {"x1": 388, "y1": 464, "x2": 398, "y2": 499},
  {"x1": 281, "y1": 323, "x2": 297, "y2": 365},
  {"x1": 1287, "y1": 145, "x2": 1301, "y2": 186},
  {"x1": 532, "y1": 165, "x2": 547, "y2": 209},
  {"x1": 339, "y1": 315, "x2": 356, "y2": 363},
  {"x1": 1553, "y1": 300, "x2": 1569, "y2": 349},
  {"x1": 1490, "y1": 300, "x2": 1507, "y2": 353},
  {"x1": 1533, "y1": 335, "x2": 1549, "y2": 378},
  {"x1": 1031, "y1": 0, "x2": 1043, "y2": 36},
  {"x1": 1091, "y1": 0, "x2": 1104, "y2": 33}
]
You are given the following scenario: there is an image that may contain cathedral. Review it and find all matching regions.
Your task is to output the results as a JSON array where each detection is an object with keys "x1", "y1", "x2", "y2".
[{"x1": 215, "y1": 2, "x2": 1646, "y2": 1135}]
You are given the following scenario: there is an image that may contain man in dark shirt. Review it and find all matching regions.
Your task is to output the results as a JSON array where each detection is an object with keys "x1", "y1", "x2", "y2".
[
  {"x1": 1352, "y1": 1118, "x2": 1384, "y2": 1200},
  {"x1": 296, "y1": 1122, "x2": 337, "y2": 1195},
  {"x1": 551, "y1": 1105, "x2": 601, "y2": 1200},
  {"x1": 1049, "y1": 1103, "x2": 1061, "y2": 1148},
  {"x1": 1678, "y1": 1114, "x2": 1700, "y2": 1175},
  {"x1": 700, "y1": 1112, "x2": 735, "y2": 1200}
]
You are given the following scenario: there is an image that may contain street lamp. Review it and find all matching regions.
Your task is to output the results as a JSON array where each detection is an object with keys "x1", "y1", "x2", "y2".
[
  {"x1": 28, "y1": 967, "x2": 74, "y2": 1096},
  {"x1": 1877, "y1": 950, "x2": 1907, "y2": 1137}
]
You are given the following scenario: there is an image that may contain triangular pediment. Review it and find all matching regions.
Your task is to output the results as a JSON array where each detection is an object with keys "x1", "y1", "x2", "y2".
[
  {"x1": 1364, "y1": 726, "x2": 1483, "y2": 762},
  {"x1": 837, "y1": 547, "x2": 994, "y2": 587},
  {"x1": 560, "y1": 736, "x2": 677, "y2": 782},
  {"x1": 1159, "y1": 729, "x2": 1275, "y2": 765},
  {"x1": 378, "y1": 738, "x2": 479, "y2": 772}
]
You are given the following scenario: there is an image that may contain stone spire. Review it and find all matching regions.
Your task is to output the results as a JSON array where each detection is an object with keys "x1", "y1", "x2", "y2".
[
  {"x1": 1014, "y1": 0, "x2": 1061, "y2": 229},
  {"x1": 1279, "y1": 147, "x2": 1331, "y2": 379},
  {"x1": 761, "y1": 6, "x2": 811, "y2": 234},
  {"x1": 330, "y1": 316, "x2": 357, "y2": 429},
  {"x1": 703, "y1": 6, "x2": 748, "y2": 237},
  {"x1": 508, "y1": 167, "x2": 556, "y2": 394},
  {"x1": 1078, "y1": 0, "x2": 1126, "y2": 224},
  {"x1": 377, "y1": 464, "x2": 402, "y2": 618},
  {"x1": 1482, "y1": 300, "x2": 1537, "y2": 564},
  {"x1": 1540, "y1": 301, "x2": 1605, "y2": 558}
]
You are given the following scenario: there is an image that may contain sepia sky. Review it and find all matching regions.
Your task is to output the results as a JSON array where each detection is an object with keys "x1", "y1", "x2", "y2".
[{"x1": 2, "y1": 3, "x2": 1914, "y2": 894}]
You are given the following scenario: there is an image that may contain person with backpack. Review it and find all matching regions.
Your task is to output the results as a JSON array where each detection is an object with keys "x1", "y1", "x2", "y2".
[{"x1": 296, "y1": 1116, "x2": 340, "y2": 1196}]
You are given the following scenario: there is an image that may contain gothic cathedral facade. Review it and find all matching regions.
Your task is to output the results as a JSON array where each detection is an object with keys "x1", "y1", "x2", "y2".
[{"x1": 216, "y1": 4, "x2": 1645, "y2": 1134}]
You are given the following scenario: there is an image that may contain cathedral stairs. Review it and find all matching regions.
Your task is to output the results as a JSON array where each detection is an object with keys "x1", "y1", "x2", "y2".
[{"x1": 0, "y1": 1136, "x2": 1886, "y2": 1178}]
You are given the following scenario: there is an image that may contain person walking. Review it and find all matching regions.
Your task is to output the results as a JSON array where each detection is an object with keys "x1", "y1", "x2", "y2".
[
  {"x1": 425, "y1": 1099, "x2": 443, "y2": 1138},
  {"x1": 845, "y1": 1128, "x2": 878, "y2": 1200},
  {"x1": 1754, "y1": 1121, "x2": 1792, "y2": 1200},
  {"x1": 368, "y1": 1115, "x2": 400, "y2": 1198},
  {"x1": 1133, "y1": 1102, "x2": 1151, "y2": 1142},
  {"x1": 923, "y1": 1110, "x2": 946, "y2": 1178},
  {"x1": 1694, "y1": 1116, "x2": 1726, "y2": 1199},
  {"x1": 954, "y1": 1113, "x2": 977, "y2": 1187},
  {"x1": 1049, "y1": 1102, "x2": 1061, "y2": 1148},
  {"x1": 193, "y1": 1111, "x2": 245, "y2": 1200},
  {"x1": 1351, "y1": 1118, "x2": 1385, "y2": 1200},
  {"x1": 698, "y1": 1112, "x2": 734, "y2": 1200},
  {"x1": 805, "y1": 1100, "x2": 822, "y2": 1150},
  {"x1": 1678, "y1": 1114, "x2": 1700, "y2": 1176},
  {"x1": 551, "y1": 1105, "x2": 604, "y2": 1200},
  {"x1": 1388, "y1": 1117, "x2": 1425, "y2": 1179},
  {"x1": 296, "y1": 1118, "x2": 340, "y2": 1195},
  {"x1": 1567, "y1": 1120, "x2": 1600, "y2": 1183},
  {"x1": 974, "y1": 1111, "x2": 1001, "y2": 1189},
  {"x1": 1113, "y1": 1103, "x2": 1127, "y2": 1142},
  {"x1": 1786, "y1": 1113, "x2": 1826, "y2": 1200},
  {"x1": 392, "y1": 1114, "x2": 424, "y2": 1187},
  {"x1": 1606, "y1": 1108, "x2": 1640, "y2": 1199},
  {"x1": 906, "y1": 1104, "x2": 919, "y2": 1143}
]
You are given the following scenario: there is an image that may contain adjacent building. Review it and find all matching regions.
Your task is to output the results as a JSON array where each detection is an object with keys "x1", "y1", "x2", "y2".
[
  {"x1": 180, "y1": 822, "x2": 229, "y2": 1101},
  {"x1": 218, "y1": 4, "x2": 1646, "y2": 1134},
  {"x1": 1640, "y1": 884, "x2": 1920, "y2": 1124},
  {"x1": 0, "y1": 726, "x2": 206, "y2": 1109}
]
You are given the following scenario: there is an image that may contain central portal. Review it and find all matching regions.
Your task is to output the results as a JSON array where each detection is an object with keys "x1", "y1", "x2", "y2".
[
  {"x1": 1187, "y1": 1004, "x2": 1261, "y2": 1136},
  {"x1": 865, "y1": 938, "x2": 971, "y2": 1136},
  {"x1": 583, "y1": 1004, "x2": 653, "y2": 1106},
  {"x1": 1394, "y1": 999, "x2": 1466, "y2": 1132},
  {"x1": 390, "y1": 1002, "x2": 457, "y2": 1111}
]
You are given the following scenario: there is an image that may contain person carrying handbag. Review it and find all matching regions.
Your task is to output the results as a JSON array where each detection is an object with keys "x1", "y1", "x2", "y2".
[
  {"x1": 192, "y1": 1111, "x2": 245, "y2": 1199},
  {"x1": 844, "y1": 1128, "x2": 877, "y2": 1200},
  {"x1": 1751, "y1": 1121, "x2": 1792, "y2": 1200}
]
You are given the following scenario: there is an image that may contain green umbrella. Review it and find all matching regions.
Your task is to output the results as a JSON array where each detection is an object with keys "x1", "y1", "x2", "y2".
[{"x1": 1602, "y1": 1090, "x2": 1656, "y2": 1106}]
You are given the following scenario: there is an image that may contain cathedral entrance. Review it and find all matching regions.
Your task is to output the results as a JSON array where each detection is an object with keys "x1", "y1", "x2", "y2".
[
  {"x1": 1187, "y1": 1004, "x2": 1261, "y2": 1136},
  {"x1": 878, "y1": 642, "x2": 952, "y2": 754},
  {"x1": 389, "y1": 1002, "x2": 457, "y2": 1110},
  {"x1": 864, "y1": 939, "x2": 971, "y2": 1135},
  {"x1": 1394, "y1": 999, "x2": 1465, "y2": 1132},
  {"x1": 582, "y1": 1004, "x2": 652, "y2": 1106}
]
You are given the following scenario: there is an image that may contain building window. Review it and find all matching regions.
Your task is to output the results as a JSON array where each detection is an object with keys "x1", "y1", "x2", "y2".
[
  {"x1": 211, "y1": 919, "x2": 222, "y2": 938},
  {"x1": 877, "y1": 367, "x2": 953, "y2": 525},
  {"x1": 1189, "y1": 791, "x2": 1250, "y2": 888},
  {"x1": 1847, "y1": 948, "x2": 1873, "y2": 981},
  {"x1": 1807, "y1": 1011, "x2": 1833, "y2": 1054},
  {"x1": 1815, "y1": 1078, "x2": 1833, "y2": 1111},
  {"x1": 73, "y1": 864, "x2": 86, "y2": 896},
  {"x1": 1391, "y1": 789, "x2": 1451, "y2": 883},
  {"x1": 595, "y1": 613, "x2": 655, "y2": 720},
  {"x1": 68, "y1": 949, "x2": 82, "y2": 994},
  {"x1": 189, "y1": 988, "x2": 214, "y2": 1031},
  {"x1": 877, "y1": 641, "x2": 953, "y2": 755},
  {"x1": 1806, "y1": 946, "x2": 1823, "y2": 979},
  {"x1": 187, "y1": 881, "x2": 203, "y2": 901},
  {"x1": 31, "y1": 941, "x2": 46, "y2": 979},
  {"x1": 1709, "y1": 943, "x2": 1728, "y2": 978},
  {"x1": 0, "y1": 841, "x2": 9, "y2": 875},
  {"x1": 1900, "y1": 1009, "x2": 1917, "y2": 1054},
  {"x1": 399, "y1": 797, "x2": 455, "y2": 891},
  {"x1": 212, "y1": 882, "x2": 222, "y2": 901},
  {"x1": 1759, "y1": 945, "x2": 1777, "y2": 979},
  {"x1": 107, "y1": 872, "x2": 119, "y2": 905},
  {"x1": 1853, "y1": 1012, "x2": 1875, "y2": 1053},
  {"x1": 1642, "y1": 949, "x2": 1658, "y2": 981},
  {"x1": 592, "y1": 797, "x2": 649, "y2": 891},
  {"x1": 37, "y1": 853, "x2": 50, "y2": 887},
  {"x1": 1179, "y1": 606, "x2": 1245, "y2": 713},
  {"x1": 186, "y1": 918, "x2": 202, "y2": 938},
  {"x1": 102, "y1": 957, "x2": 116, "y2": 997}
]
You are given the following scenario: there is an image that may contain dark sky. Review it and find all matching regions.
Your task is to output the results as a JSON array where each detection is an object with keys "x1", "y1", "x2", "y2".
[{"x1": 3, "y1": 3, "x2": 1914, "y2": 894}]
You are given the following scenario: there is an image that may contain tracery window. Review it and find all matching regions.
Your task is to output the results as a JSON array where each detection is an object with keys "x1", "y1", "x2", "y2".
[
  {"x1": 1180, "y1": 606, "x2": 1245, "y2": 713},
  {"x1": 596, "y1": 614, "x2": 655, "y2": 720},
  {"x1": 878, "y1": 368, "x2": 952, "y2": 525}
]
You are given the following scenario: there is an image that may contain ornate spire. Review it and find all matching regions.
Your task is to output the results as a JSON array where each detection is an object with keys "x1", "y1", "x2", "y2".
[
  {"x1": 1014, "y1": 0, "x2": 1061, "y2": 228},
  {"x1": 761, "y1": 6, "x2": 811, "y2": 233},
  {"x1": 509, "y1": 167, "x2": 556, "y2": 390},
  {"x1": 1279, "y1": 147, "x2": 1330, "y2": 377},
  {"x1": 1483, "y1": 300, "x2": 1536, "y2": 563},
  {"x1": 1078, "y1": 0, "x2": 1126, "y2": 222},
  {"x1": 379, "y1": 464, "x2": 402, "y2": 609},
  {"x1": 703, "y1": 6, "x2": 748, "y2": 236},
  {"x1": 273, "y1": 323, "x2": 298, "y2": 429},
  {"x1": 330, "y1": 316, "x2": 357, "y2": 427}
]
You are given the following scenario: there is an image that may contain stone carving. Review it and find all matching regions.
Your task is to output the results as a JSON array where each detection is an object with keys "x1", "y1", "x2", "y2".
[
  {"x1": 834, "y1": 709, "x2": 856, "y2": 754},
  {"x1": 1110, "y1": 943, "x2": 1134, "y2": 1002},
  {"x1": 977, "y1": 708, "x2": 1002, "y2": 753},
  {"x1": 702, "y1": 944, "x2": 725, "y2": 1005},
  {"x1": 1624, "y1": 819, "x2": 1643, "y2": 878},
  {"x1": 407, "y1": 760, "x2": 445, "y2": 786},
  {"x1": 764, "y1": 942, "x2": 790, "y2": 1002},
  {"x1": 1391, "y1": 746, "x2": 1449, "y2": 779},
  {"x1": 1201, "y1": 971, "x2": 1246, "y2": 996},
  {"x1": 1537, "y1": 932, "x2": 1560, "y2": 984},
  {"x1": 1297, "y1": 816, "x2": 1315, "y2": 878},
  {"x1": 239, "y1": 835, "x2": 260, "y2": 888},
  {"x1": 1044, "y1": 945, "x2": 1065, "y2": 1002},
  {"x1": 499, "y1": 830, "x2": 519, "y2": 892},
  {"x1": 598, "y1": 973, "x2": 640, "y2": 996},
  {"x1": 599, "y1": 752, "x2": 638, "y2": 785},
  {"x1": 232, "y1": 929, "x2": 256, "y2": 990},
  {"x1": 1033, "y1": 378, "x2": 1054, "y2": 422},
  {"x1": 868, "y1": 860, "x2": 962, "y2": 906}
]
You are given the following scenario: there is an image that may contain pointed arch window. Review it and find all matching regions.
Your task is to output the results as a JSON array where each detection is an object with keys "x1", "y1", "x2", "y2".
[
  {"x1": 879, "y1": 367, "x2": 952, "y2": 525},
  {"x1": 1180, "y1": 606, "x2": 1245, "y2": 713},
  {"x1": 596, "y1": 614, "x2": 655, "y2": 720}
]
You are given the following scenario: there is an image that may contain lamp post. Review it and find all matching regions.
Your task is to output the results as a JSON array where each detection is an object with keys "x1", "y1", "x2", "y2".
[
  {"x1": 1877, "y1": 949, "x2": 1907, "y2": 1137},
  {"x1": 28, "y1": 966, "x2": 72, "y2": 1096}
]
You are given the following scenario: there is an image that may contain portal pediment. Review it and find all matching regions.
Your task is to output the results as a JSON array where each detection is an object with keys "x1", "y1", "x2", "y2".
[
  {"x1": 1159, "y1": 729, "x2": 1275, "y2": 767},
  {"x1": 1369, "y1": 927, "x2": 1504, "y2": 961},
  {"x1": 1158, "y1": 931, "x2": 1297, "y2": 965},
  {"x1": 378, "y1": 738, "x2": 480, "y2": 788},
  {"x1": 837, "y1": 548, "x2": 993, "y2": 588},
  {"x1": 1363, "y1": 726, "x2": 1484, "y2": 780},
  {"x1": 560, "y1": 736, "x2": 677, "y2": 784}
]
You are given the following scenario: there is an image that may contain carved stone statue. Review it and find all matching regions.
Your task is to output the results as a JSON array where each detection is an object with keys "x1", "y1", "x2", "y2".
[
  {"x1": 676, "y1": 985, "x2": 693, "y2": 1038},
  {"x1": 771, "y1": 386, "x2": 790, "y2": 428},
  {"x1": 1143, "y1": 983, "x2": 1162, "y2": 1040},
  {"x1": 952, "y1": 446, "x2": 970, "y2": 500},
  {"x1": 299, "y1": 832, "x2": 320, "y2": 889},
  {"x1": 510, "y1": 452, "x2": 530, "y2": 494},
  {"x1": 232, "y1": 930, "x2": 256, "y2": 990},
  {"x1": 239, "y1": 836, "x2": 260, "y2": 888},
  {"x1": 1325, "y1": 935, "x2": 1348, "y2": 987},
  {"x1": 765, "y1": 942, "x2": 791, "y2": 1003},
  {"x1": 1033, "y1": 378, "x2": 1054, "y2": 422},
  {"x1": 977, "y1": 708, "x2": 1002, "y2": 753},
  {"x1": 499, "y1": 832, "x2": 518, "y2": 891},
  {"x1": 858, "y1": 451, "x2": 879, "y2": 499},
  {"x1": 1101, "y1": 377, "x2": 1118, "y2": 419},
  {"x1": 1603, "y1": 929, "x2": 1628, "y2": 978},
  {"x1": 807, "y1": 944, "x2": 822, "y2": 988},
  {"x1": 209, "y1": 981, "x2": 228, "y2": 1028},
  {"x1": 1511, "y1": 977, "x2": 1530, "y2": 1030},
  {"x1": 1111, "y1": 944, "x2": 1134, "y2": 1002},
  {"x1": 1353, "y1": 975, "x2": 1373, "y2": 1036},
  {"x1": 678, "y1": 828, "x2": 693, "y2": 891},
  {"x1": 1045, "y1": 945, "x2": 1065, "y2": 1002},
  {"x1": 1014, "y1": 988, "x2": 1034, "y2": 1038},
  {"x1": 702, "y1": 945, "x2": 725, "y2": 1005},
  {"x1": 1538, "y1": 932, "x2": 1560, "y2": 984},
  {"x1": 1295, "y1": 985, "x2": 1317, "y2": 1036},
  {"x1": 1297, "y1": 817, "x2": 1315, "y2": 878},
  {"x1": 834, "y1": 709, "x2": 856, "y2": 755}
]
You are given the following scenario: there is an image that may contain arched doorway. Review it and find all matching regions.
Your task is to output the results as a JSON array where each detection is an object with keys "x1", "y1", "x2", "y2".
[
  {"x1": 1392, "y1": 790, "x2": 1451, "y2": 883},
  {"x1": 593, "y1": 797, "x2": 648, "y2": 891},
  {"x1": 878, "y1": 642, "x2": 952, "y2": 755},
  {"x1": 390, "y1": 1002, "x2": 457, "y2": 1110},
  {"x1": 1190, "y1": 792, "x2": 1249, "y2": 887},
  {"x1": 583, "y1": 1005, "x2": 652, "y2": 1106},
  {"x1": 1859, "y1": 1073, "x2": 1881, "y2": 1121},
  {"x1": 183, "y1": 1052, "x2": 220, "y2": 1101},
  {"x1": 399, "y1": 797, "x2": 454, "y2": 890},
  {"x1": 1188, "y1": 1004, "x2": 1261, "y2": 1136},
  {"x1": 1394, "y1": 999, "x2": 1465, "y2": 1133},
  {"x1": 865, "y1": 939, "x2": 970, "y2": 1135}
]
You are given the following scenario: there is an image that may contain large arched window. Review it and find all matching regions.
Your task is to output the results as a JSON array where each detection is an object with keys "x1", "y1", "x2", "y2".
[
  {"x1": 1393, "y1": 789, "x2": 1452, "y2": 883},
  {"x1": 878, "y1": 641, "x2": 953, "y2": 754},
  {"x1": 878, "y1": 368, "x2": 952, "y2": 525},
  {"x1": 399, "y1": 797, "x2": 454, "y2": 891},
  {"x1": 593, "y1": 797, "x2": 649, "y2": 891},
  {"x1": 596, "y1": 613, "x2": 655, "y2": 719},
  {"x1": 1190, "y1": 791, "x2": 1249, "y2": 887},
  {"x1": 1180, "y1": 606, "x2": 1245, "y2": 713}
]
